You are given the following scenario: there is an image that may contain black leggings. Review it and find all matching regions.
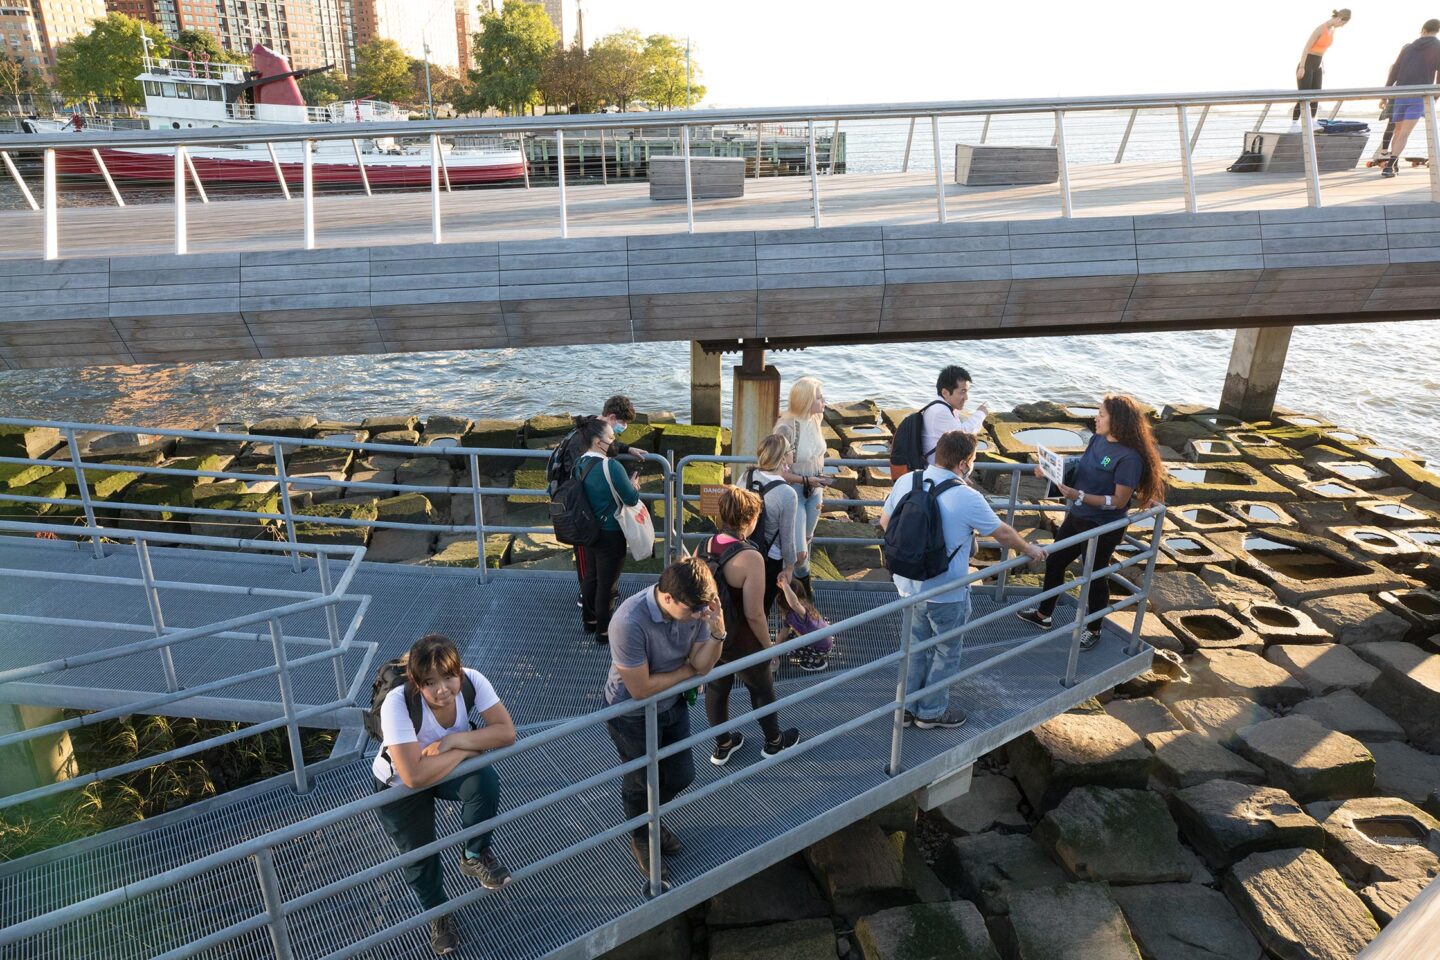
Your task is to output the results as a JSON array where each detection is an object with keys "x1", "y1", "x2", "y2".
[
  {"x1": 1036, "y1": 514, "x2": 1127, "y2": 621},
  {"x1": 705, "y1": 662, "x2": 781, "y2": 746},
  {"x1": 1293, "y1": 55, "x2": 1323, "y2": 120},
  {"x1": 579, "y1": 529, "x2": 627, "y2": 635}
]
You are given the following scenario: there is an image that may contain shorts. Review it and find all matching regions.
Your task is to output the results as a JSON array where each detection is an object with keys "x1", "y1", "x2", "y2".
[{"x1": 1391, "y1": 97, "x2": 1425, "y2": 123}]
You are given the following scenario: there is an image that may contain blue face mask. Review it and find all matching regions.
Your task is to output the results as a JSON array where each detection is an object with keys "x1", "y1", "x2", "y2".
[{"x1": 613, "y1": 421, "x2": 628, "y2": 434}]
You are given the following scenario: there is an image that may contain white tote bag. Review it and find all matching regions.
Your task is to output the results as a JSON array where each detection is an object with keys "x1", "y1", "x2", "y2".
[{"x1": 604, "y1": 460, "x2": 655, "y2": 560}]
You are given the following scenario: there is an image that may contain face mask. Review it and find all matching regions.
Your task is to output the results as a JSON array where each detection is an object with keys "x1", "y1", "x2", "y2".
[{"x1": 613, "y1": 422, "x2": 628, "y2": 434}]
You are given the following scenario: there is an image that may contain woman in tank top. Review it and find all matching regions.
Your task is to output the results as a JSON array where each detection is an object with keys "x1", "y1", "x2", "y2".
[{"x1": 1294, "y1": 9, "x2": 1351, "y2": 124}]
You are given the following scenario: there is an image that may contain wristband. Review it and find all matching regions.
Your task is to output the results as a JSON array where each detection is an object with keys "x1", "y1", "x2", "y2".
[
  {"x1": 710, "y1": 632, "x2": 727, "y2": 642},
  {"x1": 1104, "y1": 494, "x2": 1114, "y2": 508}
]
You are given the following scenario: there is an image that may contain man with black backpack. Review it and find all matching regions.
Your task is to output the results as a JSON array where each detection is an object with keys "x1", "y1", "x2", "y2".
[
  {"x1": 880, "y1": 432, "x2": 1044, "y2": 729},
  {"x1": 888, "y1": 365, "x2": 989, "y2": 480}
]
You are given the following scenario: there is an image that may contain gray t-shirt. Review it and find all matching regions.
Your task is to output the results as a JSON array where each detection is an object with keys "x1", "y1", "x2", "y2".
[{"x1": 604, "y1": 587, "x2": 713, "y2": 710}]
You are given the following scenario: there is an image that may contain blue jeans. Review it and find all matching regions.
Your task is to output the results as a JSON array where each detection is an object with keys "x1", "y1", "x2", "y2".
[
  {"x1": 792, "y1": 482, "x2": 822, "y2": 577},
  {"x1": 904, "y1": 597, "x2": 971, "y2": 721}
]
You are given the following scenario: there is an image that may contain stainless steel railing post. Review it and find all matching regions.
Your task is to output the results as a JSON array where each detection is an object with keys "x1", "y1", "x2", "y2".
[
  {"x1": 1188, "y1": 104, "x2": 1210, "y2": 151},
  {"x1": 1176, "y1": 105, "x2": 1198, "y2": 213},
  {"x1": 993, "y1": 468, "x2": 1022, "y2": 602},
  {"x1": 351, "y1": 139, "x2": 372, "y2": 196},
  {"x1": 682, "y1": 124, "x2": 695, "y2": 233},
  {"x1": 302, "y1": 139, "x2": 315, "y2": 249},
  {"x1": 430, "y1": 133, "x2": 443, "y2": 244},
  {"x1": 2, "y1": 150, "x2": 38, "y2": 212},
  {"x1": 64, "y1": 427, "x2": 104, "y2": 559},
  {"x1": 901, "y1": 117, "x2": 916, "y2": 172},
  {"x1": 314, "y1": 557, "x2": 347, "y2": 698},
  {"x1": 1299, "y1": 103, "x2": 1323, "y2": 208},
  {"x1": 1062, "y1": 536, "x2": 1099, "y2": 688},
  {"x1": 42, "y1": 147, "x2": 57, "y2": 259},
  {"x1": 469, "y1": 453, "x2": 489, "y2": 585},
  {"x1": 184, "y1": 150, "x2": 209, "y2": 204},
  {"x1": 808, "y1": 120, "x2": 822, "y2": 228},
  {"x1": 1114, "y1": 107, "x2": 1138, "y2": 163},
  {"x1": 1127, "y1": 507, "x2": 1166, "y2": 655},
  {"x1": 1426, "y1": 96, "x2": 1440, "y2": 201},
  {"x1": 136, "y1": 539, "x2": 180, "y2": 693},
  {"x1": 644, "y1": 699, "x2": 664, "y2": 897},
  {"x1": 265, "y1": 142, "x2": 291, "y2": 200},
  {"x1": 271, "y1": 442, "x2": 302, "y2": 573},
  {"x1": 829, "y1": 119, "x2": 841, "y2": 173},
  {"x1": 172, "y1": 146, "x2": 187, "y2": 255},
  {"x1": 979, "y1": 114, "x2": 991, "y2": 144},
  {"x1": 1250, "y1": 102, "x2": 1272, "y2": 133},
  {"x1": 252, "y1": 847, "x2": 297, "y2": 960},
  {"x1": 269, "y1": 617, "x2": 311, "y2": 795},
  {"x1": 90, "y1": 149, "x2": 125, "y2": 207},
  {"x1": 600, "y1": 127, "x2": 608, "y2": 185},
  {"x1": 930, "y1": 116, "x2": 947, "y2": 223},
  {"x1": 556, "y1": 129, "x2": 568, "y2": 238},
  {"x1": 1055, "y1": 109, "x2": 1073, "y2": 217},
  {"x1": 521, "y1": 132, "x2": 531, "y2": 189},
  {"x1": 887, "y1": 604, "x2": 915, "y2": 776}
]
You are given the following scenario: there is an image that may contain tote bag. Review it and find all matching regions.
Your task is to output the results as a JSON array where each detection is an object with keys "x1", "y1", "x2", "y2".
[{"x1": 604, "y1": 461, "x2": 655, "y2": 560}]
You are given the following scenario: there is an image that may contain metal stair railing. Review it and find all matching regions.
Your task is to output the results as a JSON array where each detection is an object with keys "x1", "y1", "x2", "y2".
[
  {"x1": 0, "y1": 497, "x2": 1165, "y2": 960},
  {"x1": 0, "y1": 518, "x2": 377, "y2": 804}
]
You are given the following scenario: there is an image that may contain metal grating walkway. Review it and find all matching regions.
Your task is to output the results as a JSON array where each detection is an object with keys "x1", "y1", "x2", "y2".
[{"x1": 0, "y1": 536, "x2": 1152, "y2": 960}]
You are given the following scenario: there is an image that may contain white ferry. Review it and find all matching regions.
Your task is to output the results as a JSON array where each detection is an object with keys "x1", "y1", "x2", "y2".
[{"x1": 37, "y1": 44, "x2": 526, "y2": 188}]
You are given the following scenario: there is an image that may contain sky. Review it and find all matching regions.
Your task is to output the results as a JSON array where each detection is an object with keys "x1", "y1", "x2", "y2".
[{"x1": 579, "y1": 1, "x2": 1437, "y2": 107}]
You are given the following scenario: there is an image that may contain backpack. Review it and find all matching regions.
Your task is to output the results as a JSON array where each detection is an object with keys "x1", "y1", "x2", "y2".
[
  {"x1": 550, "y1": 457, "x2": 602, "y2": 546},
  {"x1": 741, "y1": 468, "x2": 788, "y2": 555},
  {"x1": 882, "y1": 470, "x2": 966, "y2": 581},
  {"x1": 364, "y1": 656, "x2": 477, "y2": 763},
  {"x1": 700, "y1": 536, "x2": 757, "y2": 644},
  {"x1": 545, "y1": 425, "x2": 583, "y2": 498},
  {"x1": 1227, "y1": 150, "x2": 1263, "y2": 173},
  {"x1": 888, "y1": 400, "x2": 947, "y2": 470}
]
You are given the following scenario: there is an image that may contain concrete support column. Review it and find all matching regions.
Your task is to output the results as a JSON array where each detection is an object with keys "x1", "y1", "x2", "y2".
[
  {"x1": 1220, "y1": 325, "x2": 1293, "y2": 422},
  {"x1": 0, "y1": 703, "x2": 76, "y2": 798},
  {"x1": 689, "y1": 341, "x2": 723, "y2": 426},
  {"x1": 731, "y1": 344, "x2": 780, "y2": 464}
]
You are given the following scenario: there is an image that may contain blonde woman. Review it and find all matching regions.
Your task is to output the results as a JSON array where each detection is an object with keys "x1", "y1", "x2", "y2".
[{"x1": 772, "y1": 376, "x2": 833, "y2": 590}]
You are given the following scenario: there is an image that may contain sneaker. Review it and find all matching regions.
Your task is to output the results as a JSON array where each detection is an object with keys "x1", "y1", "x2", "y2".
[
  {"x1": 459, "y1": 848, "x2": 512, "y2": 890},
  {"x1": 628, "y1": 834, "x2": 671, "y2": 891},
  {"x1": 429, "y1": 914, "x2": 460, "y2": 956},
  {"x1": 1382, "y1": 158, "x2": 1399, "y2": 178},
  {"x1": 762, "y1": 728, "x2": 801, "y2": 758},
  {"x1": 582, "y1": 620, "x2": 597, "y2": 635},
  {"x1": 658, "y1": 823, "x2": 682, "y2": 856},
  {"x1": 710, "y1": 732, "x2": 745, "y2": 766},
  {"x1": 1079, "y1": 627, "x2": 1102, "y2": 651},
  {"x1": 902, "y1": 710, "x2": 917, "y2": 728},
  {"x1": 789, "y1": 649, "x2": 829, "y2": 672},
  {"x1": 1016, "y1": 608, "x2": 1052, "y2": 629},
  {"x1": 596, "y1": 632, "x2": 609, "y2": 645},
  {"x1": 913, "y1": 708, "x2": 968, "y2": 730}
]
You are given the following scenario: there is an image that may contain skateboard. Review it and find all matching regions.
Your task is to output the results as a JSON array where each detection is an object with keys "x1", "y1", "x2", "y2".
[{"x1": 1365, "y1": 156, "x2": 1430, "y2": 168}]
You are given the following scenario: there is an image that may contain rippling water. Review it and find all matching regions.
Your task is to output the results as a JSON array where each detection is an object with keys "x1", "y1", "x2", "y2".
[{"x1": 2, "y1": 320, "x2": 1436, "y2": 461}]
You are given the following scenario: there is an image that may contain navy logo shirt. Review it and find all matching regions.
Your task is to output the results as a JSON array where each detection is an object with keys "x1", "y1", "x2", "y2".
[{"x1": 1070, "y1": 435, "x2": 1143, "y2": 522}]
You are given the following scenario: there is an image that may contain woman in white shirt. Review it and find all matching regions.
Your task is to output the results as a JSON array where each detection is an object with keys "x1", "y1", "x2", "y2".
[
  {"x1": 372, "y1": 634, "x2": 517, "y2": 956},
  {"x1": 741, "y1": 433, "x2": 799, "y2": 614},
  {"x1": 772, "y1": 376, "x2": 833, "y2": 591}
]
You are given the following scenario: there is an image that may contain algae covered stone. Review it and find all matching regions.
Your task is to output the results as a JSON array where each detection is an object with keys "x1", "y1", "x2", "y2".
[
  {"x1": 1232, "y1": 714, "x2": 1374, "y2": 802},
  {"x1": 294, "y1": 499, "x2": 377, "y2": 547},
  {"x1": 1170, "y1": 780, "x2": 1323, "y2": 869},
  {"x1": 1034, "y1": 785, "x2": 1193, "y2": 883},
  {"x1": 1007, "y1": 882, "x2": 1142, "y2": 960},
  {"x1": 655, "y1": 423, "x2": 723, "y2": 459},
  {"x1": 1111, "y1": 882, "x2": 1262, "y2": 960},
  {"x1": 1146, "y1": 730, "x2": 1264, "y2": 789},
  {"x1": 935, "y1": 832, "x2": 1067, "y2": 916},
  {"x1": 854, "y1": 901, "x2": 999, "y2": 960},
  {"x1": 1007, "y1": 712, "x2": 1151, "y2": 812},
  {"x1": 708, "y1": 919, "x2": 834, "y2": 960}
]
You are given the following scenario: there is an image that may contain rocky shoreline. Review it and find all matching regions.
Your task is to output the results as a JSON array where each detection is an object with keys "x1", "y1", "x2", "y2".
[{"x1": 3, "y1": 399, "x2": 1439, "y2": 960}]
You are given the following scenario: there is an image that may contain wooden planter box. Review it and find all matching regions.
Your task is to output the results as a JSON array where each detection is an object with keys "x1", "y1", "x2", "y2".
[
  {"x1": 649, "y1": 156, "x2": 746, "y2": 200},
  {"x1": 1242, "y1": 131, "x2": 1368, "y2": 173},
  {"x1": 954, "y1": 144, "x2": 1059, "y2": 185}
]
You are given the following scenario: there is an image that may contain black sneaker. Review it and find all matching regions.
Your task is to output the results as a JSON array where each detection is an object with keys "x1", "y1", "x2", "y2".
[
  {"x1": 1079, "y1": 627, "x2": 1103, "y2": 651},
  {"x1": 1016, "y1": 608, "x2": 1052, "y2": 629},
  {"x1": 429, "y1": 914, "x2": 460, "y2": 956},
  {"x1": 710, "y1": 732, "x2": 744, "y2": 766},
  {"x1": 789, "y1": 649, "x2": 829, "y2": 672},
  {"x1": 914, "y1": 708, "x2": 968, "y2": 730},
  {"x1": 658, "y1": 823, "x2": 682, "y2": 856},
  {"x1": 903, "y1": 710, "x2": 917, "y2": 728},
  {"x1": 628, "y1": 834, "x2": 671, "y2": 891},
  {"x1": 596, "y1": 632, "x2": 609, "y2": 645},
  {"x1": 762, "y1": 728, "x2": 801, "y2": 758},
  {"x1": 1382, "y1": 158, "x2": 1399, "y2": 178},
  {"x1": 460, "y1": 848, "x2": 512, "y2": 890},
  {"x1": 582, "y1": 620, "x2": 597, "y2": 635}
]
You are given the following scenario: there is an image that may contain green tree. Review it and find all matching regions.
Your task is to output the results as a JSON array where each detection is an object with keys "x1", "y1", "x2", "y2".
[
  {"x1": 53, "y1": 13, "x2": 170, "y2": 109},
  {"x1": 174, "y1": 28, "x2": 246, "y2": 66},
  {"x1": 639, "y1": 34, "x2": 704, "y2": 110},
  {"x1": 537, "y1": 43, "x2": 599, "y2": 113},
  {"x1": 298, "y1": 69, "x2": 350, "y2": 106},
  {"x1": 590, "y1": 29, "x2": 646, "y2": 111},
  {"x1": 352, "y1": 38, "x2": 411, "y2": 104},
  {"x1": 463, "y1": 1, "x2": 557, "y2": 115},
  {"x1": 408, "y1": 59, "x2": 463, "y2": 111}
]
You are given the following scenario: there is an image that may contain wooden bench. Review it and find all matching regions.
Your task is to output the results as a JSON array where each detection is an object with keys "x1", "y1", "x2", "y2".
[
  {"x1": 955, "y1": 144, "x2": 1059, "y2": 185},
  {"x1": 649, "y1": 156, "x2": 746, "y2": 200}
]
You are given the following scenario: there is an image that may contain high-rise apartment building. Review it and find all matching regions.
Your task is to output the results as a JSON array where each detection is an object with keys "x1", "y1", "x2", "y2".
[
  {"x1": 0, "y1": 2, "x2": 48, "y2": 80},
  {"x1": 453, "y1": 0, "x2": 469, "y2": 72},
  {"x1": 540, "y1": 0, "x2": 575, "y2": 48},
  {"x1": 350, "y1": 0, "x2": 458, "y2": 71},
  {"x1": 107, "y1": 0, "x2": 351, "y2": 72},
  {"x1": 32, "y1": 0, "x2": 107, "y2": 65}
]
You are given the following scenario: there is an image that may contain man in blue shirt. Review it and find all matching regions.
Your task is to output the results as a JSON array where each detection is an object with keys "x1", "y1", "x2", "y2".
[{"x1": 880, "y1": 432, "x2": 1044, "y2": 728}]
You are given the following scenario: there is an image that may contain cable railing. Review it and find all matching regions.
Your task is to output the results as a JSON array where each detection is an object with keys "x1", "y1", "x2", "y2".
[
  {"x1": 2, "y1": 84, "x2": 1438, "y2": 258},
  {"x1": 0, "y1": 476, "x2": 1164, "y2": 958}
]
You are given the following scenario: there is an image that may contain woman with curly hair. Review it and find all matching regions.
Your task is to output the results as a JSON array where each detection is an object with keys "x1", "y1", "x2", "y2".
[{"x1": 1016, "y1": 395, "x2": 1165, "y2": 649}]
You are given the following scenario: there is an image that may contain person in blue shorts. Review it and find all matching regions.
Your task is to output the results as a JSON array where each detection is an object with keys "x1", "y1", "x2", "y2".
[{"x1": 1380, "y1": 20, "x2": 1440, "y2": 178}]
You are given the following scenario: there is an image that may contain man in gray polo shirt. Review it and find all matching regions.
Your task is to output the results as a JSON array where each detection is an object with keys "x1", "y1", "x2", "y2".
[{"x1": 604, "y1": 556, "x2": 726, "y2": 889}]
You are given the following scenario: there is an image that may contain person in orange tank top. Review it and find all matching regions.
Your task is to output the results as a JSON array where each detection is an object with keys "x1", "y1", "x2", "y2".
[{"x1": 1294, "y1": 9, "x2": 1352, "y2": 126}]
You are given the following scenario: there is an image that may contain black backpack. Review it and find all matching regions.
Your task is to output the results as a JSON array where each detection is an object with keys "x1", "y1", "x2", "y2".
[
  {"x1": 741, "y1": 468, "x2": 788, "y2": 555},
  {"x1": 549, "y1": 457, "x2": 601, "y2": 546},
  {"x1": 888, "y1": 400, "x2": 947, "y2": 470},
  {"x1": 883, "y1": 470, "x2": 966, "y2": 581},
  {"x1": 364, "y1": 656, "x2": 477, "y2": 763},
  {"x1": 545, "y1": 425, "x2": 583, "y2": 498},
  {"x1": 700, "y1": 536, "x2": 756, "y2": 642}
]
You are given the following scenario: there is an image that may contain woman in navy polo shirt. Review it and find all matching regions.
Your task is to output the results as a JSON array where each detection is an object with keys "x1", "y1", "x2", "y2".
[{"x1": 1017, "y1": 395, "x2": 1164, "y2": 648}]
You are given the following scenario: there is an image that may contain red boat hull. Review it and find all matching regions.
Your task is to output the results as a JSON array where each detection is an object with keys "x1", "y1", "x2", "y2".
[{"x1": 54, "y1": 147, "x2": 526, "y2": 187}]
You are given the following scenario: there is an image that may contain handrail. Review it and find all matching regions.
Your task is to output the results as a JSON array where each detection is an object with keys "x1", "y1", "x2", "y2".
[
  {"x1": 0, "y1": 494, "x2": 1164, "y2": 954},
  {"x1": 3, "y1": 84, "x2": 1435, "y2": 151}
]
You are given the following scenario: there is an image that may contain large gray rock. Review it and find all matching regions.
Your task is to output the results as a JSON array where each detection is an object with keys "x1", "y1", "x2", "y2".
[
  {"x1": 1149, "y1": 572, "x2": 1220, "y2": 614},
  {"x1": 1170, "y1": 697, "x2": 1276, "y2": 745},
  {"x1": 1359, "y1": 877, "x2": 1428, "y2": 926},
  {"x1": 1305, "y1": 796, "x2": 1440, "y2": 883},
  {"x1": 1364, "y1": 739, "x2": 1440, "y2": 805},
  {"x1": 936, "y1": 832, "x2": 1068, "y2": 916},
  {"x1": 1265, "y1": 643, "x2": 1379, "y2": 696},
  {"x1": 1034, "y1": 786, "x2": 1193, "y2": 883},
  {"x1": 804, "y1": 820, "x2": 913, "y2": 919},
  {"x1": 1301, "y1": 593, "x2": 1409, "y2": 646},
  {"x1": 1224, "y1": 848, "x2": 1379, "y2": 960},
  {"x1": 705, "y1": 855, "x2": 831, "y2": 928},
  {"x1": 1186, "y1": 650, "x2": 1308, "y2": 708},
  {"x1": 1111, "y1": 883, "x2": 1263, "y2": 960},
  {"x1": 854, "y1": 901, "x2": 1000, "y2": 960},
  {"x1": 1200, "y1": 566, "x2": 1279, "y2": 606},
  {"x1": 1292, "y1": 690, "x2": 1406, "y2": 741},
  {"x1": 932, "y1": 774, "x2": 1027, "y2": 835},
  {"x1": 1355, "y1": 641, "x2": 1440, "y2": 751},
  {"x1": 1146, "y1": 730, "x2": 1265, "y2": 789},
  {"x1": 1105, "y1": 697, "x2": 1185, "y2": 737},
  {"x1": 1007, "y1": 713, "x2": 1151, "y2": 812},
  {"x1": 708, "y1": 919, "x2": 836, "y2": 960},
  {"x1": 1233, "y1": 715, "x2": 1374, "y2": 802},
  {"x1": 1007, "y1": 883, "x2": 1142, "y2": 960},
  {"x1": 1170, "y1": 780, "x2": 1324, "y2": 868},
  {"x1": 596, "y1": 915, "x2": 691, "y2": 960}
]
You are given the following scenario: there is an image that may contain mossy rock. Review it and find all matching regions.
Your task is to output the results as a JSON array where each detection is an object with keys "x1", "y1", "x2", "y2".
[
  {"x1": 374, "y1": 493, "x2": 431, "y2": 525},
  {"x1": 193, "y1": 480, "x2": 251, "y2": 502},
  {"x1": 617, "y1": 422, "x2": 658, "y2": 452},
  {"x1": 679, "y1": 460, "x2": 725, "y2": 491},
  {"x1": 122, "y1": 483, "x2": 195, "y2": 526},
  {"x1": 1163, "y1": 461, "x2": 1292, "y2": 505},
  {"x1": 510, "y1": 532, "x2": 570, "y2": 563},
  {"x1": 295, "y1": 499, "x2": 378, "y2": 547},
  {"x1": 167, "y1": 454, "x2": 236, "y2": 482},
  {"x1": 505, "y1": 553, "x2": 575, "y2": 571},
  {"x1": 1390, "y1": 458, "x2": 1440, "y2": 501},
  {"x1": 1, "y1": 477, "x2": 67, "y2": 517},
  {"x1": 508, "y1": 466, "x2": 550, "y2": 503},
  {"x1": 424, "y1": 414, "x2": 472, "y2": 436},
  {"x1": 807, "y1": 549, "x2": 846, "y2": 581},
  {"x1": 197, "y1": 491, "x2": 280, "y2": 516},
  {"x1": 360, "y1": 414, "x2": 419, "y2": 434},
  {"x1": 815, "y1": 518, "x2": 884, "y2": 571},
  {"x1": 824, "y1": 399, "x2": 880, "y2": 425},
  {"x1": 369, "y1": 429, "x2": 420, "y2": 447},
  {"x1": 657, "y1": 423, "x2": 723, "y2": 459},
  {"x1": 1152, "y1": 418, "x2": 1218, "y2": 452},
  {"x1": 0, "y1": 424, "x2": 62, "y2": 460},
  {"x1": 462, "y1": 419, "x2": 523, "y2": 449},
  {"x1": 424, "y1": 534, "x2": 512, "y2": 568},
  {"x1": 250, "y1": 416, "x2": 318, "y2": 438},
  {"x1": 882, "y1": 407, "x2": 917, "y2": 433},
  {"x1": 635, "y1": 410, "x2": 677, "y2": 425},
  {"x1": 0, "y1": 461, "x2": 56, "y2": 490},
  {"x1": 50, "y1": 465, "x2": 141, "y2": 500},
  {"x1": 1256, "y1": 425, "x2": 1327, "y2": 450},
  {"x1": 525, "y1": 414, "x2": 574, "y2": 439}
]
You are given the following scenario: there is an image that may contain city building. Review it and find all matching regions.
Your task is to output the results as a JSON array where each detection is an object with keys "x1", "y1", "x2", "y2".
[
  {"x1": 0, "y1": 2, "x2": 48, "y2": 81},
  {"x1": 350, "y1": 0, "x2": 457, "y2": 71},
  {"x1": 540, "y1": 0, "x2": 576, "y2": 48},
  {"x1": 106, "y1": 0, "x2": 352, "y2": 73},
  {"x1": 32, "y1": 0, "x2": 107, "y2": 66},
  {"x1": 453, "y1": 0, "x2": 469, "y2": 72}
]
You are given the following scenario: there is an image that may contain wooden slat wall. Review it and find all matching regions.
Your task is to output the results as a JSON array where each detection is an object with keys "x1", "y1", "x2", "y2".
[{"x1": 3, "y1": 204, "x2": 1440, "y2": 368}]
